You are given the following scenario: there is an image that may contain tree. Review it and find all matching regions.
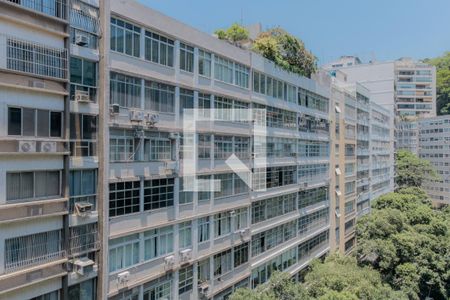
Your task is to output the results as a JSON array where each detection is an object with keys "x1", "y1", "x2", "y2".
[
  {"x1": 356, "y1": 188, "x2": 450, "y2": 300},
  {"x1": 215, "y1": 25, "x2": 317, "y2": 78},
  {"x1": 230, "y1": 255, "x2": 407, "y2": 300},
  {"x1": 423, "y1": 52, "x2": 450, "y2": 115},
  {"x1": 214, "y1": 23, "x2": 249, "y2": 46},
  {"x1": 252, "y1": 27, "x2": 317, "y2": 78},
  {"x1": 395, "y1": 150, "x2": 438, "y2": 189}
]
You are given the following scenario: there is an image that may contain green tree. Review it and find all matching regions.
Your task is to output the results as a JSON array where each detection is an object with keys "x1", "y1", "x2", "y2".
[
  {"x1": 423, "y1": 52, "x2": 450, "y2": 115},
  {"x1": 395, "y1": 150, "x2": 438, "y2": 189},
  {"x1": 215, "y1": 25, "x2": 317, "y2": 78},
  {"x1": 214, "y1": 23, "x2": 249, "y2": 45},
  {"x1": 252, "y1": 27, "x2": 317, "y2": 78},
  {"x1": 356, "y1": 188, "x2": 450, "y2": 300},
  {"x1": 230, "y1": 255, "x2": 407, "y2": 300}
]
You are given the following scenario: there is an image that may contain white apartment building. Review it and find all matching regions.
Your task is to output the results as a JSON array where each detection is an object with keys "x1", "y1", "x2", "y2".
[
  {"x1": 398, "y1": 116, "x2": 450, "y2": 206},
  {"x1": 324, "y1": 56, "x2": 436, "y2": 119},
  {"x1": 0, "y1": 0, "x2": 397, "y2": 299}
]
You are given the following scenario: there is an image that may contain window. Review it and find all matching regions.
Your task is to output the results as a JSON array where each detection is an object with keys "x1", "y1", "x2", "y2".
[
  {"x1": 214, "y1": 249, "x2": 232, "y2": 277},
  {"x1": 143, "y1": 135, "x2": 171, "y2": 161},
  {"x1": 234, "y1": 136, "x2": 250, "y2": 159},
  {"x1": 251, "y1": 221, "x2": 297, "y2": 257},
  {"x1": 214, "y1": 135, "x2": 233, "y2": 159},
  {"x1": 234, "y1": 242, "x2": 249, "y2": 267},
  {"x1": 198, "y1": 217, "x2": 210, "y2": 243},
  {"x1": 214, "y1": 173, "x2": 233, "y2": 198},
  {"x1": 180, "y1": 43, "x2": 194, "y2": 73},
  {"x1": 298, "y1": 187, "x2": 329, "y2": 209},
  {"x1": 70, "y1": 56, "x2": 97, "y2": 101},
  {"x1": 198, "y1": 50, "x2": 211, "y2": 77},
  {"x1": 214, "y1": 212, "x2": 231, "y2": 237},
  {"x1": 179, "y1": 221, "x2": 192, "y2": 249},
  {"x1": 179, "y1": 88, "x2": 194, "y2": 116},
  {"x1": 251, "y1": 193, "x2": 296, "y2": 224},
  {"x1": 214, "y1": 96, "x2": 232, "y2": 121},
  {"x1": 178, "y1": 265, "x2": 193, "y2": 294},
  {"x1": 197, "y1": 174, "x2": 211, "y2": 202},
  {"x1": 298, "y1": 88, "x2": 329, "y2": 113},
  {"x1": 110, "y1": 72, "x2": 141, "y2": 108},
  {"x1": 198, "y1": 134, "x2": 211, "y2": 159},
  {"x1": 214, "y1": 56, "x2": 233, "y2": 84},
  {"x1": 179, "y1": 176, "x2": 194, "y2": 204},
  {"x1": 5, "y1": 230, "x2": 63, "y2": 271},
  {"x1": 143, "y1": 178, "x2": 174, "y2": 211},
  {"x1": 144, "y1": 30, "x2": 174, "y2": 67},
  {"x1": 7, "y1": 37, "x2": 67, "y2": 79},
  {"x1": 69, "y1": 223, "x2": 98, "y2": 255},
  {"x1": 109, "y1": 180, "x2": 140, "y2": 217},
  {"x1": 8, "y1": 107, "x2": 62, "y2": 138},
  {"x1": 235, "y1": 63, "x2": 249, "y2": 88},
  {"x1": 34, "y1": 291, "x2": 59, "y2": 300},
  {"x1": 234, "y1": 208, "x2": 248, "y2": 230},
  {"x1": 70, "y1": 113, "x2": 97, "y2": 156},
  {"x1": 143, "y1": 276, "x2": 172, "y2": 300},
  {"x1": 198, "y1": 93, "x2": 211, "y2": 118},
  {"x1": 110, "y1": 18, "x2": 140, "y2": 57},
  {"x1": 298, "y1": 208, "x2": 329, "y2": 236},
  {"x1": 198, "y1": 258, "x2": 210, "y2": 282},
  {"x1": 109, "y1": 233, "x2": 140, "y2": 272},
  {"x1": 69, "y1": 169, "x2": 97, "y2": 213},
  {"x1": 144, "y1": 226, "x2": 174, "y2": 260},
  {"x1": 6, "y1": 170, "x2": 61, "y2": 201},
  {"x1": 144, "y1": 81, "x2": 175, "y2": 113},
  {"x1": 109, "y1": 132, "x2": 135, "y2": 162}
]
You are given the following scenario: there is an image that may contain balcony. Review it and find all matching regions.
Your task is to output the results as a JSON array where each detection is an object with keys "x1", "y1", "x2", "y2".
[
  {"x1": 2, "y1": 0, "x2": 67, "y2": 20},
  {"x1": 1, "y1": 35, "x2": 68, "y2": 80},
  {"x1": 0, "y1": 198, "x2": 67, "y2": 224},
  {"x1": 69, "y1": 140, "x2": 97, "y2": 157},
  {"x1": 4, "y1": 230, "x2": 66, "y2": 273}
]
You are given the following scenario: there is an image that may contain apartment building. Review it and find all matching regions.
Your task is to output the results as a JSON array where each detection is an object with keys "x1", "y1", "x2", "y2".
[
  {"x1": 397, "y1": 116, "x2": 450, "y2": 206},
  {"x1": 324, "y1": 56, "x2": 436, "y2": 119},
  {"x1": 327, "y1": 75, "x2": 394, "y2": 255},
  {"x1": 0, "y1": 0, "x2": 100, "y2": 299}
]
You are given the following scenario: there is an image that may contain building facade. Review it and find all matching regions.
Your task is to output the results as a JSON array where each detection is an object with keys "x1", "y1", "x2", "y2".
[
  {"x1": 0, "y1": 1, "x2": 396, "y2": 299},
  {"x1": 324, "y1": 56, "x2": 436, "y2": 119}
]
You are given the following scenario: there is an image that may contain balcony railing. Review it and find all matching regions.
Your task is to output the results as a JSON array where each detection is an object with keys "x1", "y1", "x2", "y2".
[
  {"x1": 4, "y1": 35, "x2": 68, "y2": 79},
  {"x1": 4, "y1": 230, "x2": 65, "y2": 272},
  {"x1": 70, "y1": 7, "x2": 99, "y2": 34},
  {"x1": 69, "y1": 224, "x2": 99, "y2": 255},
  {"x1": 4, "y1": 0, "x2": 67, "y2": 19},
  {"x1": 69, "y1": 140, "x2": 97, "y2": 157}
]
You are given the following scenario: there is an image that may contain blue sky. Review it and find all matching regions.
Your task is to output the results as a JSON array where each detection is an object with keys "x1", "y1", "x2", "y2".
[{"x1": 139, "y1": 0, "x2": 450, "y2": 65}]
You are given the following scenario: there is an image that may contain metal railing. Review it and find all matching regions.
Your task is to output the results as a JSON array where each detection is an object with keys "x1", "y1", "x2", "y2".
[
  {"x1": 69, "y1": 224, "x2": 99, "y2": 255},
  {"x1": 5, "y1": 230, "x2": 65, "y2": 272},
  {"x1": 5, "y1": 35, "x2": 67, "y2": 79},
  {"x1": 4, "y1": 0, "x2": 67, "y2": 19},
  {"x1": 69, "y1": 140, "x2": 97, "y2": 157},
  {"x1": 70, "y1": 8, "x2": 99, "y2": 34}
]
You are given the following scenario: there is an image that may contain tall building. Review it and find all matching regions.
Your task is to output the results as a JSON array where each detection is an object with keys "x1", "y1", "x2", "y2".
[
  {"x1": 324, "y1": 56, "x2": 436, "y2": 119},
  {"x1": 0, "y1": 1, "x2": 397, "y2": 299},
  {"x1": 397, "y1": 116, "x2": 450, "y2": 206}
]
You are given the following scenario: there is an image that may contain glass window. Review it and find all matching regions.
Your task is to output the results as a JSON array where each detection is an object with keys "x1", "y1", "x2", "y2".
[
  {"x1": 6, "y1": 170, "x2": 61, "y2": 201},
  {"x1": 110, "y1": 18, "x2": 140, "y2": 57},
  {"x1": 178, "y1": 265, "x2": 193, "y2": 294},
  {"x1": 214, "y1": 211, "x2": 231, "y2": 237},
  {"x1": 179, "y1": 221, "x2": 192, "y2": 249},
  {"x1": 109, "y1": 180, "x2": 140, "y2": 217},
  {"x1": 234, "y1": 242, "x2": 249, "y2": 267},
  {"x1": 8, "y1": 107, "x2": 63, "y2": 138},
  {"x1": 214, "y1": 249, "x2": 232, "y2": 277},
  {"x1": 144, "y1": 30, "x2": 174, "y2": 67},
  {"x1": 110, "y1": 72, "x2": 141, "y2": 108},
  {"x1": 214, "y1": 56, "x2": 233, "y2": 84},
  {"x1": 179, "y1": 88, "x2": 194, "y2": 116},
  {"x1": 180, "y1": 43, "x2": 194, "y2": 73},
  {"x1": 143, "y1": 178, "x2": 174, "y2": 211},
  {"x1": 198, "y1": 50, "x2": 211, "y2": 77},
  {"x1": 144, "y1": 226, "x2": 174, "y2": 260},
  {"x1": 198, "y1": 217, "x2": 210, "y2": 243},
  {"x1": 144, "y1": 80, "x2": 175, "y2": 113},
  {"x1": 109, "y1": 233, "x2": 140, "y2": 272}
]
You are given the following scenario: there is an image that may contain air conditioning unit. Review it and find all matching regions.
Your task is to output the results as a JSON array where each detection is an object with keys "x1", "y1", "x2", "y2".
[
  {"x1": 166, "y1": 161, "x2": 177, "y2": 170},
  {"x1": 39, "y1": 141, "x2": 57, "y2": 153},
  {"x1": 130, "y1": 110, "x2": 144, "y2": 122},
  {"x1": 75, "y1": 202, "x2": 93, "y2": 217},
  {"x1": 75, "y1": 90, "x2": 90, "y2": 102},
  {"x1": 28, "y1": 205, "x2": 43, "y2": 217},
  {"x1": 169, "y1": 132, "x2": 179, "y2": 139},
  {"x1": 117, "y1": 271, "x2": 130, "y2": 284},
  {"x1": 18, "y1": 140, "x2": 36, "y2": 153},
  {"x1": 198, "y1": 281, "x2": 210, "y2": 295},
  {"x1": 239, "y1": 228, "x2": 249, "y2": 238},
  {"x1": 164, "y1": 255, "x2": 175, "y2": 270},
  {"x1": 145, "y1": 113, "x2": 159, "y2": 127},
  {"x1": 72, "y1": 257, "x2": 95, "y2": 276},
  {"x1": 180, "y1": 248, "x2": 192, "y2": 262},
  {"x1": 111, "y1": 103, "x2": 120, "y2": 114},
  {"x1": 75, "y1": 33, "x2": 89, "y2": 46}
]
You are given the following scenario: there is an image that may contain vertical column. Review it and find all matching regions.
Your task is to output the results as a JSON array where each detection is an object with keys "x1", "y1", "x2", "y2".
[{"x1": 97, "y1": 0, "x2": 111, "y2": 298}]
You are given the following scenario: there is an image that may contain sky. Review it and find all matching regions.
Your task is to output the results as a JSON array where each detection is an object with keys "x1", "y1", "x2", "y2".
[{"x1": 138, "y1": 0, "x2": 450, "y2": 65}]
